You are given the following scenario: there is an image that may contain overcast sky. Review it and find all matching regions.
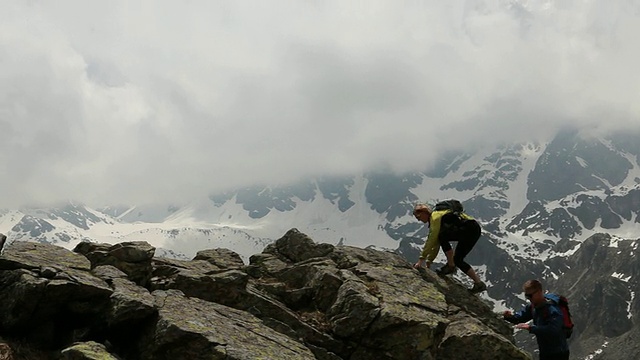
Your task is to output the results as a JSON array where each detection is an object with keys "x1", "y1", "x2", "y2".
[{"x1": 1, "y1": 1, "x2": 639, "y2": 208}]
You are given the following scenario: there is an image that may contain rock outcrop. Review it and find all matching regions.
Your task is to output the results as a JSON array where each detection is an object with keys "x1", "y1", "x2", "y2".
[
  {"x1": 544, "y1": 233, "x2": 640, "y2": 360},
  {"x1": 0, "y1": 229, "x2": 531, "y2": 360},
  {"x1": 0, "y1": 233, "x2": 6, "y2": 254}
]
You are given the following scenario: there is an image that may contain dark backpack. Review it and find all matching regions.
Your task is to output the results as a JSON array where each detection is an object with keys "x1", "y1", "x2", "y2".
[
  {"x1": 434, "y1": 200, "x2": 464, "y2": 214},
  {"x1": 435, "y1": 200, "x2": 471, "y2": 240},
  {"x1": 541, "y1": 294, "x2": 575, "y2": 338}
]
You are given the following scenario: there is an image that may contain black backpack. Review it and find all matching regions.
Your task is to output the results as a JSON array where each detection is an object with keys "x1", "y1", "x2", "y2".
[
  {"x1": 435, "y1": 200, "x2": 470, "y2": 240},
  {"x1": 434, "y1": 200, "x2": 464, "y2": 214}
]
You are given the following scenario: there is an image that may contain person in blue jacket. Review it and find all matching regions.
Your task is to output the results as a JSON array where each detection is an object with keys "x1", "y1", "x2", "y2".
[{"x1": 503, "y1": 279, "x2": 570, "y2": 360}]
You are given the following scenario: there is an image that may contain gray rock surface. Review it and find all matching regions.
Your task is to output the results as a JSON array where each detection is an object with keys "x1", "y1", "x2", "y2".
[{"x1": 0, "y1": 229, "x2": 531, "y2": 359}]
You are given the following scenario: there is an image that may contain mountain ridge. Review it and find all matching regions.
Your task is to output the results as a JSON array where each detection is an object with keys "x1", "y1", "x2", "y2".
[
  {"x1": 2, "y1": 130, "x2": 640, "y2": 262},
  {"x1": 2, "y1": 129, "x2": 640, "y2": 358}
]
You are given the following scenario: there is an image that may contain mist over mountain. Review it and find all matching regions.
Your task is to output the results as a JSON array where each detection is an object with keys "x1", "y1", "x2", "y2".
[
  {"x1": 3, "y1": 0, "x2": 640, "y2": 209},
  {"x1": 2, "y1": 128, "x2": 640, "y2": 358}
]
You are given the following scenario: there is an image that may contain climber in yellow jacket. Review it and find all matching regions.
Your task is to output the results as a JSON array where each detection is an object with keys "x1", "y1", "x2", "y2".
[{"x1": 412, "y1": 203, "x2": 486, "y2": 294}]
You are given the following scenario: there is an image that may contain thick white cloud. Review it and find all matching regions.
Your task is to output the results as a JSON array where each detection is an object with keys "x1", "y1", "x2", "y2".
[{"x1": 1, "y1": 0, "x2": 639, "y2": 207}]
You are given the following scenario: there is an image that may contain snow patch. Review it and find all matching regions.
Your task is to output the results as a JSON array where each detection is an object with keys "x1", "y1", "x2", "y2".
[
  {"x1": 584, "y1": 341, "x2": 608, "y2": 360},
  {"x1": 611, "y1": 272, "x2": 631, "y2": 282}
]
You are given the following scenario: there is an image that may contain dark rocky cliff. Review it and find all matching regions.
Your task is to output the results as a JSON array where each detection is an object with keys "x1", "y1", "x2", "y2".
[
  {"x1": 544, "y1": 233, "x2": 640, "y2": 360},
  {"x1": 0, "y1": 229, "x2": 531, "y2": 360}
]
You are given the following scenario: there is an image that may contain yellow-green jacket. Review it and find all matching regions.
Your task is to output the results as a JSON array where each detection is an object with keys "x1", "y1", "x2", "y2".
[{"x1": 419, "y1": 209, "x2": 475, "y2": 262}]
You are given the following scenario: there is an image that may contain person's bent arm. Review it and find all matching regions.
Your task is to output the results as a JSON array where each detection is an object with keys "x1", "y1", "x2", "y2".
[
  {"x1": 503, "y1": 305, "x2": 533, "y2": 324},
  {"x1": 420, "y1": 216, "x2": 442, "y2": 263}
]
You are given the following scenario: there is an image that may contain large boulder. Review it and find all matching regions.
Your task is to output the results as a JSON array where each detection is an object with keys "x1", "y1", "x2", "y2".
[
  {"x1": 0, "y1": 233, "x2": 6, "y2": 254},
  {"x1": 437, "y1": 315, "x2": 531, "y2": 360},
  {"x1": 60, "y1": 341, "x2": 120, "y2": 360},
  {"x1": 91, "y1": 265, "x2": 156, "y2": 328},
  {"x1": 0, "y1": 338, "x2": 13, "y2": 360},
  {"x1": 193, "y1": 248, "x2": 245, "y2": 269},
  {"x1": 148, "y1": 257, "x2": 249, "y2": 306},
  {"x1": 74, "y1": 241, "x2": 155, "y2": 286},
  {"x1": 138, "y1": 290, "x2": 316, "y2": 360},
  {"x1": 0, "y1": 242, "x2": 113, "y2": 348}
]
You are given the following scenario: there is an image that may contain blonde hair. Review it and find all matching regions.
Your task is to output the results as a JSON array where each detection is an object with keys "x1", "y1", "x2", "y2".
[{"x1": 413, "y1": 203, "x2": 431, "y2": 215}]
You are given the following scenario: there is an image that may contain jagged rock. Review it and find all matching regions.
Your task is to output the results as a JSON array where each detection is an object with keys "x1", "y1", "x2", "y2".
[
  {"x1": 92, "y1": 265, "x2": 156, "y2": 328},
  {"x1": 0, "y1": 230, "x2": 531, "y2": 359},
  {"x1": 437, "y1": 315, "x2": 531, "y2": 360},
  {"x1": 73, "y1": 242, "x2": 112, "y2": 264},
  {"x1": 139, "y1": 289, "x2": 316, "y2": 360},
  {"x1": 193, "y1": 248, "x2": 245, "y2": 268},
  {"x1": 152, "y1": 257, "x2": 222, "y2": 276},
  {"x1": 242, "y1": 234, "x2": 525, "y2": 360},
  {"x1": 148, "y1": 257, "x2": 249, "y2": 306},
  {"x1": 74, "y1": 241, "x2": 155, "y2": 286},
  {"x1": 0, "y1": 340, "x2": 13, "y2": 360},
  {"x1": 0, "y1": 233, "x2": 6, "y2": 254},
  {"x1": 242, "y1": 284, "x2": 350, "y2": 358},
  {"x1": 91, "y1": 264, "x2": 129, "y2": 282},
  {"x1": 108, "y1": 242, "x2": 155, "y2": 263},
  {"x1": 1, "y1": 241, "x2": 92, "y2": 271},
  {"x1": 60, "y1": 341, "x2": 120, "y2": 359},
  {"x1": 546, "y1": 233, "x2": 639, "y2": 359},
  {"x1": 0, "y1": 242, "x2": 112, "y2": 348},
  {"x1": 263, "y1": 228, "x2": 335, "y2": 262},
  {"x1": 245, "y1": 253, "x2": 289, "y2": 277}
]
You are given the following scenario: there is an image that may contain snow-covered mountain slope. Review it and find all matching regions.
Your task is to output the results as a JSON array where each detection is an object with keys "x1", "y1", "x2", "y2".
[
  {"x1": 2, "y1": 129, "x2": 639, "y2": 359},
  {"x1": 0, "y1": 203, "x2": 272, "y2": 262},
  {"x1": 2, "y1": 130, "x2": 639, "y2": 266}
]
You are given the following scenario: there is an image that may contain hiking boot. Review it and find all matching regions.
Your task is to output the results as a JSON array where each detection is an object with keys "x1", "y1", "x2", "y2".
[
  {"x1": 436, "y1": 265, "x2": 457, "y2": 276},
  {"x1": 469, "y1": 281, "x2": 487, "y2": 294}
]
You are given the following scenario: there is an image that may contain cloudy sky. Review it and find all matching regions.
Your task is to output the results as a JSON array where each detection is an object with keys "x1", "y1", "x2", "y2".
[{"x1": 1, "y1": 0, "x2": 639, "y2": 208}]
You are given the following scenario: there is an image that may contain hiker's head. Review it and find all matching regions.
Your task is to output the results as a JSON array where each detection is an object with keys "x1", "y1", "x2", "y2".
[
  {"x1": 523, "y1": 279, "x2": 544, "y2": 304},
  {"x1": 413, "y1": 204, "x2": 431, "y2": 223}
]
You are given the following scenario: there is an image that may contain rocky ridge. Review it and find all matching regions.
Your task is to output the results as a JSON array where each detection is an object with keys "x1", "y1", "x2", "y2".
[{"x1": 0, "y1": 229, "x2": 531, "y2": 360}]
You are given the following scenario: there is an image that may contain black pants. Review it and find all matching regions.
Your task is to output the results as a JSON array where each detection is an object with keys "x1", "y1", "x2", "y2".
[
  {"x1": 540, "y1": 352, "x2": 570, "y2": 360},
  {"x1": 439, "y1": 219, "x2": 481, "y2": 273}
]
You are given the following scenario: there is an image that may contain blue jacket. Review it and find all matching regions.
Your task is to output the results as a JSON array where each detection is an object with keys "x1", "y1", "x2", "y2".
[{"x1": 505, "y1": 294, "x2": 570, "y2": 356}]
